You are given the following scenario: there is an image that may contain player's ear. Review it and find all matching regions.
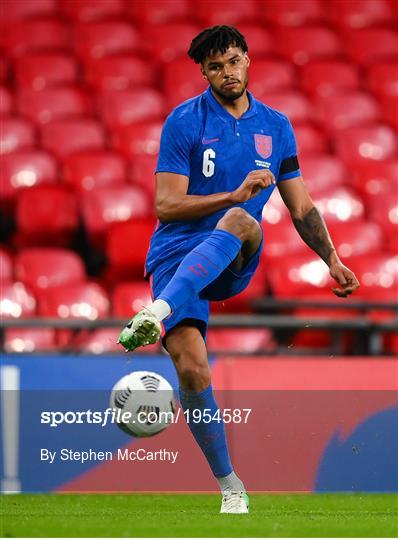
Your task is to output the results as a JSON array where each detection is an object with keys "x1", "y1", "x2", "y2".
[
  {"x1": 201, "y1": 68, "x2": 208, "y2": 81},
  {"x1": 245, "y1": 54, "x2": 250, "y2": 68}
]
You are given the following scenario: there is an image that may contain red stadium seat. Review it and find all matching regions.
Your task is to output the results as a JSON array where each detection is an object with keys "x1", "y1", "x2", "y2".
[
  {"x1": 16, "y1": 186, "x2": 79, "y2": 245},
  {"x1": 261, "y1": 0, "x2": 325, "y2": 26},
  {"x1": 206, "y1": 329, "x2": 276, "y2": 354},
  {"x1": 15, "y1": 54, "x2": 79, "y2": 90},
  {"x1": 85, "y1": 55, "x2": 155, "y2": 91},
  {"x1": 312, "y1": 187, "x2": 365, "y2": 224},
  {"x1": 163, "y1": 58, "x2": 207, "y2": 110},
  {"x1": 0, "y1": 150, "x2": 58, "y2": 202},
  {"x1": 314, "y1": 92, "x2": 381, "y2": 132},
  {"x1": 3, "y1": 19, "x2": 71, "y2": 57},
  {"x1": 234, "y1": 25, "x2": 273, "y2": 58},
  {"x1": 195, "y1": 0, "x2": 259, "y2": 26},
  {"x1": 112, "y1": 121, "x2": 162, "y2": 158},
  {"x1": 367, "y1": 62, "x2": 398, "y2": 99},
  {"x1": 275, "y1": 26, "x2": 341, "y2": 65},
  {"x1": 72, "y1": 329, "x2": 119, "y2": 354},
  {"x1": 63, "y1": 151, "x2": 127, "y2": 193},
  {"x1": 15, "y1": 248, "x2": 85, "y2": 295},
  {"x1": 1, "y1": 282, "x2": 36, "y2": 318},
  {"x1": 0, "y1": 248, "x2": 13, "y2": 283},
  {"x1": 368, "y1": 193, "x2": 398, "y2": 254},
  {"x1": 59, "y1": 0, "x2": 126, "y2": 21},
  {"x1": 38, "y1": 282, "x2": 110, "y2": 319},
  {"x1": 4, "y1": 328, "x2": 56, "y2": 353},
  {"x1": 344, "y1": 254, "x2": 398, "y2": 301},
  {"x1": 351, "y1": 159, "x2": 398, "y2": 200},
  {"x1": 141, "y1": 23, "x2": 200, "y2": 63},
  {"x1": 127, "y1": 0, "x2": 192, "y2": 25},
  {"x1": 106, "y1": 218, "x2": 156, "y2": 279},
  {"x1": 249, "y1": 60, "x2": 295, "y2": 94},
  {"x1": 266, "y1": 253, "x2": 335, "y2": 298},
  {"x1": 379, "y1": 95, "x2": 398, "y2": 131},
  {"x1": 328, "y1": 0, "x2": 395, "y2": 28},
  {"x1": 300, "y1": 60, "x2": 360, "y2": 98},
  {"x1": 112, "y1": 281, "x2": 153, "y2": 316},
  {"x1": 81, "y1": 186, "x2": 151, "y2": 245},
  {"x1": 40, "y1": 118, "x2": 105, "y2": 159},
  {"x1": 343, "y1": 28, "x2": 398, "y2": 65},
  {"x1": 334, "y1": 125, "x2": 397, "y2": 166},
  {"x1": 0, "y1": 86, "x2": 12, "y2": 115},
  {"x1": 262, "y1": 189, "x2": 290, "y2": 225},
  {"x1": 327, "y1": 221, "x2": 384, "y2": 258},
  {"x1": 259, "y1": 91, "x2": 311, "y2": 124},
  {"x1": 0, "y1": 0, "x2": 56, "y2": 21},
  {"x1": 300, "y1": 155, "x2": 346, "y2": 195},
  {"x1": 0, "y1": 57, "x2": 9, "y2": 83},
  {"x1": 130, "y1": 154, "x2": 157, "y2": 199},
  {"x1": 294, "y1": 124, "x2": 328, "y2": 156},
  {"x1": 97, "y1": 89, "x2": 164, "y2": 127},
  {"x1": 16, "y1": 87, "x2": 90, "y2": 124},
  {"x1": 0, "y1": 117, "x2": 35, "y2": 155},
  {"x1": 262, "y1": 221, "x2": 311, "y2": 259},
  {"x1": 74, "y1": 21, "x2": 139, "y2": 60}
]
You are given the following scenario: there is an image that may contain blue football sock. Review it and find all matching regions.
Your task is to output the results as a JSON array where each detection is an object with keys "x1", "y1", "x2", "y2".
[
  {"x1": 158, "y1": 229, "x2": 242, "y2": 313},
  {"x1": 179, "y1": 384, "x2": 233, "y2": 478}
]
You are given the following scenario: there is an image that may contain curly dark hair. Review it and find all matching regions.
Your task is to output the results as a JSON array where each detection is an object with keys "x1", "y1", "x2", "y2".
[{"x1": 187, "y1": 25, "x2": 248, "y2": 64}]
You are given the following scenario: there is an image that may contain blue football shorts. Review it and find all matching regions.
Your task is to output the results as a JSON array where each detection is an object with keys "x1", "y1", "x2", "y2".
[{"x1": 149, "y1": 234, "x2": 263, "y2": 342}]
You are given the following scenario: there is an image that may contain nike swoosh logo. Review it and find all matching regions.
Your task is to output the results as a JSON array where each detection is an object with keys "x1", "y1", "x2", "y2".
[{"x1": 202, "y1": 137, "x2": 220, "y2": 144}]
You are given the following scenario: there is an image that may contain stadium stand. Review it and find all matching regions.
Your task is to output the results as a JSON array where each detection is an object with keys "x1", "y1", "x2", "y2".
[
  {"x1": 40, "y1": 118, "x2": 106, "y2": 159},
  {"x1": 14, "y1": 248, "x2": 86, "y2": 295},
  {"x1": 0, "y1": 86, "x2": 12, "y2": 115},
  {"x1": 16, "y1": 87, "x2": 91, "y2": 124},
  {"x1": 15, "y1": 185, "x2": 79, "y2": 246},
  {"x1": 63, "y1": 151, "x2": 128, "y2": 192},
  {"x1": 2, "y1": 19, "x2": 71, "y2": 57},
  {"x1": 0, "y1": 150, "x2": 58, "y2": 203},
  {"x1": 14, "y1": 54, "x2": 79, "y2": 90},
  {"x1": 85, "y1": 55, "x2": 156, "y2": 91},
  {"x1": 0, "y1": 117, "x2": 35, "y2": 155},
  {"x1": 0, "y1": 0, "x2": 397, "y2": 355}
]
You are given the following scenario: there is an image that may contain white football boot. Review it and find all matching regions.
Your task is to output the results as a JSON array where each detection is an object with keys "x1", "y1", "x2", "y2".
[{"x1": 220, "y1": 490, "x2": 249, "y2": 514}]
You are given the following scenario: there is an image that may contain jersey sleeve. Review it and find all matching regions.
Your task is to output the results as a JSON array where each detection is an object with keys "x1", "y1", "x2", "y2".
[
  {"x1": 155, "y1": 111, "x2": 194, "y2": 177},
  {"x1": 277, "y1": 116, "x2": 301, "y2": 182}
]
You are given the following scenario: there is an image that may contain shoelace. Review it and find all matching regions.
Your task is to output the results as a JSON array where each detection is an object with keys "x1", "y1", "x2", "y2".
[{"x1": 222, "y1": 491, "x2": 246, "y2": 512}]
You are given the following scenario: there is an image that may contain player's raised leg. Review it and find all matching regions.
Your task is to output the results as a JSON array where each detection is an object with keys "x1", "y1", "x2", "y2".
[
  {"x1": 118, "y1": 208, "x2": 261, "y2": 351},
  {"x1": 165, "y1": 324, "x2": 249, "y2": 514}
]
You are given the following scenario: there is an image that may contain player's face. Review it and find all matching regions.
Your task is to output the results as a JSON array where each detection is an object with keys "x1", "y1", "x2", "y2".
[{"x1": 201, "y1": 46, "x2": 250, "y2": 102}]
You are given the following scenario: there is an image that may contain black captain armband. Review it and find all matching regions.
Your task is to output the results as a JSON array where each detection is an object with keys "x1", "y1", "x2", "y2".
[{"x1": 279, "y1": 156, "x2": 299, "y2": 175}]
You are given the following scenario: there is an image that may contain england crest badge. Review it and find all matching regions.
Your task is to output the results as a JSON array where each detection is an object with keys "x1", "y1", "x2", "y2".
[{"x1": 254, "y1": 134, "x2": 272, "y2": 159}]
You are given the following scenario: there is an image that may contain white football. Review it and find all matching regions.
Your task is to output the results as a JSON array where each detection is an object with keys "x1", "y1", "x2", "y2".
[{"x1": 110, "y1": 371, "x2": 176, "y2": 437}]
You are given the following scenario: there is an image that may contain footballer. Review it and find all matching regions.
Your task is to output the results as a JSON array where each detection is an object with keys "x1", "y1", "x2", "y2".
[{"x1": 118, "y1": 26, "x2": 360, "y2": 513}]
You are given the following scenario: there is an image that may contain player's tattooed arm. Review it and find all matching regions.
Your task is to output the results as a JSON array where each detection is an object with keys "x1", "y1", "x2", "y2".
[
  {"x1": 292, "y1": 206, "x2": 335, "y2": 265},
  {"x1": 279, "y1": 176, "x2": 360, "y2": 297}
]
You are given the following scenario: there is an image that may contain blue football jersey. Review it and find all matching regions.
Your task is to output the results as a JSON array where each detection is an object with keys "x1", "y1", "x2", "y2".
[{"x1": 145, "y1": 87, "x2": 301, "y2": 275}]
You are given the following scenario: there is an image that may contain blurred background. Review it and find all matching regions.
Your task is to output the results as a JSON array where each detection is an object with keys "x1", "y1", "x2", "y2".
[{"x1": 0, "y1": 0, "x2": 397, "y2": 356}]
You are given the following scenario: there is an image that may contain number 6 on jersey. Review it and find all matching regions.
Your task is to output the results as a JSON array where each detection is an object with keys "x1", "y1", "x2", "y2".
[{"x1": 202, "y1": 148, "x2": 216, "y2": 178}]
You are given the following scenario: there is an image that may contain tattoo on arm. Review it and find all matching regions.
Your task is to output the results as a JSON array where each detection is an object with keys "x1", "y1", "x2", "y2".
[{"x1": 292, "y1": 207, "x2": 335, "y2": 265}]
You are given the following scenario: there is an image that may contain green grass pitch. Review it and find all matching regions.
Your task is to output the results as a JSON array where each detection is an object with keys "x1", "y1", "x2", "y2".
[{"x1": 1, "y1": 493, "x2": 397, "y2": 537}]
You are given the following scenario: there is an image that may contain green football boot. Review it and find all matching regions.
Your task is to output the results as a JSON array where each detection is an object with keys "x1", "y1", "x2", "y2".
[{"x1": 117, "y1": 308, "x2": 161, "y2": 352}]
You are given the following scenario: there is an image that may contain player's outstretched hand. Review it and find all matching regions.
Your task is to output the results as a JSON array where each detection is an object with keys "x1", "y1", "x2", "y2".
[
  {"x1": 329, "y1": 262, "x2": 360, "y2": 298},
  {"x1": 232, "y1": 170, "x2": 276, "y2": 203}
]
